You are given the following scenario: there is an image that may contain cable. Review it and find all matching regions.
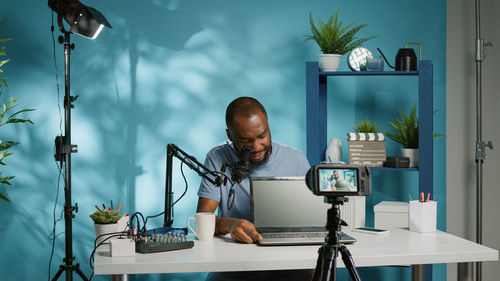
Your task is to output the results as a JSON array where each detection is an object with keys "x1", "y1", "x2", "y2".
[
  {"x1": 47, "y1": 157, "x2": 64, "y2": 281},
  {"x1": 142, "y1": 158, "x2": 191, "y2": 231},
  {"x1": 50, "y1": 12, "x2": 63, "y2": 136},
  {"x1": 172, "y1": 157, "x2": 189, "y2": 207},
  {"x1": 86, "y1": 155, "x2": 211, "y2": 280},
  {"x1": 48, "y1": 11, "x2": 65, "y2": 281},
  {"x1": 88, "y1": 232, "x2": 128, "y2": 281}
]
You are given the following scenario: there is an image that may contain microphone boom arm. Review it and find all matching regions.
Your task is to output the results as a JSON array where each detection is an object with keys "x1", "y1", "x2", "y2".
[{"x1": 164, "y1": 143, "x2": 224, "y2": 227}]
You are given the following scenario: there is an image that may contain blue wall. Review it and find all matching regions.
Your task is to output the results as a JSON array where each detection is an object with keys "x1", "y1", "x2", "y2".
[{"x1": 0, "y1": 0, "x2": 446, "y2": 280}]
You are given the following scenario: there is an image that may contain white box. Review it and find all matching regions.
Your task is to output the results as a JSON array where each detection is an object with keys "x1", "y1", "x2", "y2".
[
  {"x1": 110, "y1": 239, "x2": 135, "y2": 257},
  {"x1": 409, "y1": 200, "x2": 437, "y2": 233},
  {"x1": 374, "y1": 201, "x2": 409, "y2": 229}
]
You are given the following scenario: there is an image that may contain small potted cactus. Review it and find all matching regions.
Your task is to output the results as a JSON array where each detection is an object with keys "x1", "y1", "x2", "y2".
[
  {"x1": 90, "y1": 205, "x2": 124, "y2": 245},
  {"x1": 90, "y1": 207, "x2": 123, "y2": 224}
]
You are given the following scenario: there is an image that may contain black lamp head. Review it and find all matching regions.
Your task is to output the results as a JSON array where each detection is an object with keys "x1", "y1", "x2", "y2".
[{"x1": 48, "y1": 0, "x2": 112, "y2": 39}]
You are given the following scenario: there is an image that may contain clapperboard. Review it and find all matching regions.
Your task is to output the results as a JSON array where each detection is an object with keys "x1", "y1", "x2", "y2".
[{"x1": 347, "y1": 133, "x2": 387, "y2": 167}]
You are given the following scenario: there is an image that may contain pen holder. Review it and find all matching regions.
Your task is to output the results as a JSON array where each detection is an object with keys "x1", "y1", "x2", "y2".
[{"x1": 409, "y1": 200, "x2": 437, "y2": 233}]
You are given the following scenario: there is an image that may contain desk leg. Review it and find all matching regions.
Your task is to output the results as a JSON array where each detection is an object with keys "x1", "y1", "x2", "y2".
[
  {"x1": 412, "y1": 265, "x2": 424, "y2": 281},
  {"x1": 458, "y1": 263, "x2": 473, "y2": 281},
  {"x1": 111, "y1": 274, "x2": 128, "y2": 281}
]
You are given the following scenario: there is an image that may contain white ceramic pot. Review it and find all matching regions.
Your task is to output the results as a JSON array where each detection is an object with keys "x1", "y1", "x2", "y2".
[
  {"x1": 94, "y1": 223, "x2": 118, "y2": 245},
  {"x1": 401, "y1": 148, "x2": 418, "y2": 168},
  {"x1": 318, "y1": 54, "x2": 341, "y2": 71}
]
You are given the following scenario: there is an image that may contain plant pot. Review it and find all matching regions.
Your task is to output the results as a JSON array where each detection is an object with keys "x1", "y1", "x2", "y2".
[
  {"x1": 401, "y1": 148, "x2": 418, "y2": 167},
  {"x1": 94, "y1": 222, "x2": 118, "y2": 245},
  {"x1": 318, "y1": 54, "x2": 341, "y2": 71}
]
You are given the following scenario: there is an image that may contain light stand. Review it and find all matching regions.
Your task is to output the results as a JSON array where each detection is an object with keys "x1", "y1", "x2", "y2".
[
  {"x1": 473, "y1": 0, "x2": 494, "y2": 280},
  {"x1": 312, "y1": 197, "x2": 361, "y2": 281},
  {"x1": 48, "y1": 0, "x2": 111, "y2": 279},
  {"x1": 52, "y1": 27, "x2": 87, "y2": 281}
]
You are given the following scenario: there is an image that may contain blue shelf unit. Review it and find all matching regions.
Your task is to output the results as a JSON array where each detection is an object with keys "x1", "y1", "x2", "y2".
[
  {"x1": 305, "y1": 60, "x2": 435, "y2": 280},
  {"x1": 305, "y1": 60, "x2": 433, "y2": 196}
]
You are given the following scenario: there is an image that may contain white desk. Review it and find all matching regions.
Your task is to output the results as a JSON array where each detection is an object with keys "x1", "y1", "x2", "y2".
[{"x1": 94, "y1": 229, "x2": 497, "y2": 280}]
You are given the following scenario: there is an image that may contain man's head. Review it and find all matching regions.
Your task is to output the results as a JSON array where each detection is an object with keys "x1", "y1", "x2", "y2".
[
  {"x1": 225, "y1": 97, "x2": 272, "y2": 164},
  {"x1": 333, "y1": 170, "x2": 339, "y2": 179}
]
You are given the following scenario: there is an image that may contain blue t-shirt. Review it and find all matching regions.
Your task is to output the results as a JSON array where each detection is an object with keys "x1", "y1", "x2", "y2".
[{"x1": 198, "y1": 141, "x2": 310, "y2": 221}]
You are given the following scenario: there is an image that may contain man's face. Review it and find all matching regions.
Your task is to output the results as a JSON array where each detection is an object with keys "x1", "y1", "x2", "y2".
[
  {"x1": 226, "y1": 111, "x2": 272, "y2": 165},
  {"x1": 333, "y1": 171, "x2": 339, "y2": 179}
]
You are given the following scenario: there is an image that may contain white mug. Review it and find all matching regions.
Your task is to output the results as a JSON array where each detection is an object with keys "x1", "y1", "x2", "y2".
[{"x1": 187, "y1": 212, "x2": 216, "y2": 241}]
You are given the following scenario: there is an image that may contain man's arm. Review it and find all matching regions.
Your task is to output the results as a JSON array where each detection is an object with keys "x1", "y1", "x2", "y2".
[{"x1": 196, "y1": 197, "x2": 262, "y2": 244}]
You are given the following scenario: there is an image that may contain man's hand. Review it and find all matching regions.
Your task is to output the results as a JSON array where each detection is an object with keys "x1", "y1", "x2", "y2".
[
  {"x1": 196, "y1": 197, "x2": 263, "y2": 244},
  {"x1": 229, "y1": 219, "x2": 263, "y2": 244}
]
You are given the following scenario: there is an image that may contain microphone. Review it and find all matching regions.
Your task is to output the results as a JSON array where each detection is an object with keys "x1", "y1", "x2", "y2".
[
  {"x1": 227, "y1": 145, "x2": 252, "y2": 209},
  {"x1": 231, "y1": 145, "x2": 252, "y2": 185}
]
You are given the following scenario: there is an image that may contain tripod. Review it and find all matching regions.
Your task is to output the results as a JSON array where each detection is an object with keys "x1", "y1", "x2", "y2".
[
  {"x1": 51, "y1": 27, "x2": 89, "y2": 281},
  {"x1": 311, "y1": 197, "x2": 361, "y2": 281}
]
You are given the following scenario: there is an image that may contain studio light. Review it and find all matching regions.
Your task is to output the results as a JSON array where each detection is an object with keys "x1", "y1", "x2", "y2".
[
  {"x1": 48, "y1": 0, "x2": 112, "y2": 39},
  {"x1": 47, "y1": 1, "x2": 112, "y2": 281}
]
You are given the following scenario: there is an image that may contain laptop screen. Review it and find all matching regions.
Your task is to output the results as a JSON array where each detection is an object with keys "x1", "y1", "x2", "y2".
[{"x1": 251, "y1": 177, "x2": 329, "y2": 230}]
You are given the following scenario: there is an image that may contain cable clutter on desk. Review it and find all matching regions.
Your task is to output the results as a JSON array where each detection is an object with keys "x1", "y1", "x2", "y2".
[{"x1": 88, "y1": 143, "x2": 253, "y2": 279}]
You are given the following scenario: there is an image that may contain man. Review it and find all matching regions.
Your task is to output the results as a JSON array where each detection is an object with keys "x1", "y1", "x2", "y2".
[{"x1": 197, "y1": 97, "x2": 312, "y2": 280}]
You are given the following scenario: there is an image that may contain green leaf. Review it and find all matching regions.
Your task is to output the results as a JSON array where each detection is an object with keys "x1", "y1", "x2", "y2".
[
  {"x1": 0, "y1": 175, "x2": 14, "y2": 186},
  {"x1": 8, "y1": 108, "x2": 35, "y2": 119},
  {"x1": 0, "y1": 141, "x2": 19, "y2": 151},
  {"x1": 0, "y1": 59, "x2": 9, "y2": 68},
  {"x1": 0, "y1": 151, "x2": 14, "y2": 162},
  {"x1": 0, "y1": 78, "x2": 7, "y2": 88},
  {"x1": 0, "y1": 192, "x2": 10, "y2": 202},
  {"x1": 5, "y1": 118, "x2": 33, "y2": 125}
]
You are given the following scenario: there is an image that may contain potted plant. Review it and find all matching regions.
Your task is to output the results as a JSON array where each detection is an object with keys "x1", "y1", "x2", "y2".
[
  {"x1": 90, "y1": 205, "x2": 124, "y2": 245},
  {"x1": 305, "y1": 8, "x2": 376, "y2": 71},
  {"x1": 385, "y1": 103, "x2": 444, "y2": 167},
  {"x1": 347, "y1": 118, "x2": 386, "y2": 166}
]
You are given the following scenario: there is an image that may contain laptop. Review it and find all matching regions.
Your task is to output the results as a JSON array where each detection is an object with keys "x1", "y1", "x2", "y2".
[{"x1": 250, "y1": 176, "x2": 356, "y2": 246}]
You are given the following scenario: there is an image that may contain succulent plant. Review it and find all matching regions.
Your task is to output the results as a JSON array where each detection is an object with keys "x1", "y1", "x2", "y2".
[
  {"x1": 90, "y1": 208, "x2": 122, "y2": 224},
  {"x1": 352, "y1": 118, "x2": 381, "y2": 133}
]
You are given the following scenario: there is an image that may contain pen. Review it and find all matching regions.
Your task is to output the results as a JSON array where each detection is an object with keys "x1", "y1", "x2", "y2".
[
  {"x1": 408, "y1": 194, "x2": 413, "y2": 201},
  {"x1": 420, "y1": 192, "x2": 424, "y2": 202},
  {"x1": 118, "y1": 202, "x2": 123, "y2": 213},
  {"x1": 426, "y1": 193, "x2": 430, "y2": 202}
]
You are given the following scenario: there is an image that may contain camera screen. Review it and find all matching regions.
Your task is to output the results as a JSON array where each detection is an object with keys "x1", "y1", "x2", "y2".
[{"x1": 318, "y1": 168, "x2": 358, "y2": 193}]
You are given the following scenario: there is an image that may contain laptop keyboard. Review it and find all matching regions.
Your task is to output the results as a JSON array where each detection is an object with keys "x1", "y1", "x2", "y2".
[{"x1": 261, "y1": 232, "x2": 327, "y2": 239}]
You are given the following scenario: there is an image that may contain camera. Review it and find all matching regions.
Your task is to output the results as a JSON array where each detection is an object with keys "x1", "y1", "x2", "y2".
[{"x1": 305, "y1": 164, "x2": 371, "y2": 197}]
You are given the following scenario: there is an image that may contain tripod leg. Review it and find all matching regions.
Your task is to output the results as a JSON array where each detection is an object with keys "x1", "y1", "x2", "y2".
[
  {"x1": 75, "y1": 264, "x2": 89, "y2": 281},
  {"x1": 339, "y1": 245, "x2": 361, "y2": 281},
  {"x1": 322, "y1": 245, "x2": 338, "y2": 281},
  {"x1": 312, "y1": 246, "x2": 325, "y2": 281},
  {"x1": 311, "y1": 245, "x2": 339, "y2": 281},
  {"x1": 51, "y1": 266, "x2": 65, "y2": 281}
]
